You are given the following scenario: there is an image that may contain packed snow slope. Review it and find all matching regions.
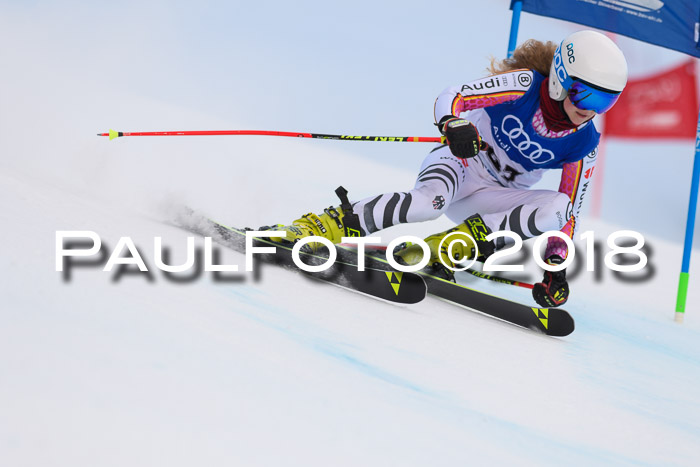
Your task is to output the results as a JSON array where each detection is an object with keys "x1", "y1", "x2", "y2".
[{"x1": 2, "y1": 125, "x2": 700, "y2": 466}]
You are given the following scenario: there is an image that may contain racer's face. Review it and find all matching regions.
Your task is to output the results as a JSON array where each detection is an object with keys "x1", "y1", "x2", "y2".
[{"x1": 563, "y1": 96, "x2": 596, "y2": 126}]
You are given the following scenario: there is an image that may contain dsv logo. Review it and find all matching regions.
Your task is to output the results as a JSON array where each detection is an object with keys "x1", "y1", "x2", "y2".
[{"x1": 501, "y1": 115, "x2": 555, "y2": 164}]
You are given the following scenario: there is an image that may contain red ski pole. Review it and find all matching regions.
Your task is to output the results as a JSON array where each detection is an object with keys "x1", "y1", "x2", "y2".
[{"x1": 97, "y1": 129, "x2": 445, "y2": 143}]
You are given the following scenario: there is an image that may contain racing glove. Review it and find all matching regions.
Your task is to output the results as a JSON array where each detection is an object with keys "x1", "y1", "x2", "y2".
[
  {"x1": 532, "y1": 255, "x2": 570, "y2": 308},
  {"x1": 438, "y1": 116, "x2": 486, "y2": 159}
]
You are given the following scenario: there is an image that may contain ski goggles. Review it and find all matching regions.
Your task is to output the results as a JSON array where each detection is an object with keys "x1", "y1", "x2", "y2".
[{"x1": 567, "y1": 78, "x2": 622, "y2": 114}]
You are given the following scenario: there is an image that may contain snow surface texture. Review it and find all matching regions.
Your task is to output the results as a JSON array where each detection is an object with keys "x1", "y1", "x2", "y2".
[
  {"x1": 2, "y1": 1, "x2": 700, "y2": 466},
  {"x1": 3, "y1": 134, "x2": 700, "y2": 466}
]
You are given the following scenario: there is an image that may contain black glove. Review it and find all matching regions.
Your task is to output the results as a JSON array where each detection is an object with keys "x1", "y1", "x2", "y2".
[
  {"x1": 438, "y1": 116, "x2": 485, "y2": 159},
  {"x1": 532, "y1": 255, "x2": 569, "y2": 308}
]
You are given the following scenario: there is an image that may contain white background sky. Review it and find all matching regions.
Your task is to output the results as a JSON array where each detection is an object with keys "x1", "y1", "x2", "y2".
[{"x1": 0, "y1": 0, "x2": 696, "y2": 240}]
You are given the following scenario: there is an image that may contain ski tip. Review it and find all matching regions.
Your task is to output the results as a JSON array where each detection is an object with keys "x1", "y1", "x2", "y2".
[{"x1": 546, "y1": 308, "x2": 575, "y2": 337}]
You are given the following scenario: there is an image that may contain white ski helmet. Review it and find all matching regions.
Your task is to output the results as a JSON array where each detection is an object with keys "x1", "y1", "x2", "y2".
[{"x1": 549, "y1": 30, "x2": 628, "y2": 114}]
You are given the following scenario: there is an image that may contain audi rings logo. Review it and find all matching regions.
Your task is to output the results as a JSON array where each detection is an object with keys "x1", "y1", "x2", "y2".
[{"x1": 501, "y1": 115, "x2": 555, "y2": 164}]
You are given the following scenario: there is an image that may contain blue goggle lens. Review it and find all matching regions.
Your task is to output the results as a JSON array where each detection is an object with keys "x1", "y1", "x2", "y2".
[{"x1": 568, "y1": 80, "x2": 621, "y2": 114}]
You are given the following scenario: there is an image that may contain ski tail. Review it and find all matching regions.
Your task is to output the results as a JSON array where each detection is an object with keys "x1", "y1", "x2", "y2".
[{"x1": 171, "y1": 210, "x2": 427, "y2": 305}]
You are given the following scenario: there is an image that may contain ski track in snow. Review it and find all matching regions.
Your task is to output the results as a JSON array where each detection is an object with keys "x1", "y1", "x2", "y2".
[{"x1": 3, "y1": 146, "x2": 700, "y2": 466}]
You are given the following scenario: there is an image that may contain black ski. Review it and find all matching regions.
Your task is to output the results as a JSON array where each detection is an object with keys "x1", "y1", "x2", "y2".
[
  {"x1": 334, "y1": 245, "x2": 575, "y2": 336},
  {"x1": 410, "y1": 272, "x2": 574, "y2": 336},
  {"x1": 172, "y1": 211, "x2": 427, "y2": 305}
]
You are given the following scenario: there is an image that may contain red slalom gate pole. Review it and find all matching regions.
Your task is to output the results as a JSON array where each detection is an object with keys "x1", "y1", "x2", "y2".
[{"x1": 97, "y1": 129, "x2": 445, "y2": 144}]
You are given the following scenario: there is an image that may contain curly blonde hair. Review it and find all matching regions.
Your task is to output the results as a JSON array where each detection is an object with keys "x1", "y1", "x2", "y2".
[{"x1": 488, "y1": 39, "x2": 557, "y2": 77}]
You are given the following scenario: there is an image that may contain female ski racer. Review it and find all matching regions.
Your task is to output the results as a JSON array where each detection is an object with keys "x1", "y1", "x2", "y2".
[{"x1": 269, "y1": 30, "x2": 628, "y2": 308}]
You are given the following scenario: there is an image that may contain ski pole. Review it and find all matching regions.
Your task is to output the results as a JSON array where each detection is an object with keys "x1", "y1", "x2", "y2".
[
  {"x1": 339, "y1": 243, "x2": 535, "y2": 290},
  {"x1": 462, "y1": 268, "x2": 534, "y2": 290},
  {"x1": 97, "y1": 129, "x2": 446, "y2": 143}
]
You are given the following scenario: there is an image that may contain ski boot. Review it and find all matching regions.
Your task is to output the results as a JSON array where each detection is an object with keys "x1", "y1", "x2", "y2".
[
  {"x1": 395, "y1": 214, "x2": 496, "y2": 279},
  {"x1": 263, "y1": 186, "x2": 363, "y2": 253}
]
